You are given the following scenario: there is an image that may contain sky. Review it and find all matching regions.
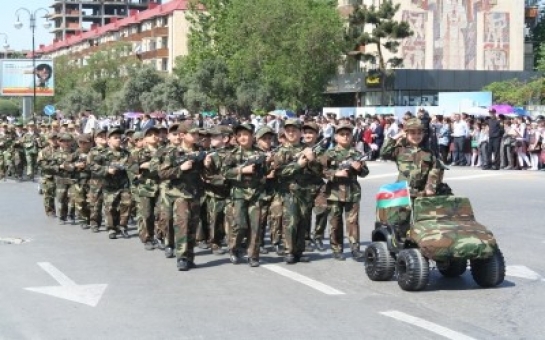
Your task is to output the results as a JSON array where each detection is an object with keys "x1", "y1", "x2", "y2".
[{"x1": 1, "y1": 0, "x2": 53, "y2": 51}]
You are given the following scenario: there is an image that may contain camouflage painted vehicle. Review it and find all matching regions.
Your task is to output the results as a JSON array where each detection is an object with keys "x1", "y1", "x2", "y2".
[{"x1": 365, "y1": 195, "x2": 505, "y2": 291}]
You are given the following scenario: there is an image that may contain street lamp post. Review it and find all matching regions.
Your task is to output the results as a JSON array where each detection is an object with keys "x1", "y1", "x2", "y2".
[
  {"x1": 14, "y1": 7, "x2": 51, "y2": 121},
  {"x1": 0, "y1": 34, "x2": 9, "y2": 59}
]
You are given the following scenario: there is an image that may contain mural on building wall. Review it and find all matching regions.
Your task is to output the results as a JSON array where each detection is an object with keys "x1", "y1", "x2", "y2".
[
  {"x1": 483, "y1": 12, "x2": 510, "y2": 70},
  {"x1": 402, "y1": 11, "x2": 427, "y2": 69},
  {"x1": 402, "y1": 0, "x2": 508, "y2": 70}
]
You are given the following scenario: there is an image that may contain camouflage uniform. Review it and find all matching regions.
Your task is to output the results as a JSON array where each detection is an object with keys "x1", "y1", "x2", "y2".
[
  {"x1": 156, "y1": 139, "x2": 204, "y2": 268},
  {"x1": 379, "y1": 118, "x2": 443, "y2": 228},
  {"x1": 87, "y1": 143, "x2": 108, "y2": 231},
  {"x1": 100, "y1": 144, "x2": 132, "y2": 238},
  {"x1": 21, "y1": 125, "x2": 40, "y2": 180},
  {"x1": 37, "y1": 135, "x2": 58, "y2": 216},
  {"x1": 128, "y1": 142, "x2": 160, "y2": 245},
  {"x1": 0, "y1": 131, "x2": 9, "y2": 179},
  {"x1": 223, "y1": 125, "x2": 268, "y2": 265},
  {"x1": 53, "y1": 135, "x2": 75, "y2": 222},
  {"x1": 11, "y1": 129, "x2": 25, "y2": 180},
  {"x1": 273, "y1": 120, "x2": 323, "y2": 262},
  {"x1": 64, "y1": 135, "x2": 92, "y2": 227},
  {"x1": 320, "y1": 130, "x2": 369, "y2": 258}
]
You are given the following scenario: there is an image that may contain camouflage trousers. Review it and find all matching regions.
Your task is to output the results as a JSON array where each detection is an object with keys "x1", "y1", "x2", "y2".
[
  {"x1": 282, "y1": 192, "x2": 312, "y2": 257},
  {"x1": 328, "y1": 200, "x2": 361, "y2": 253},
  {"x1": 312, "y1": 185, "x2": 330, "y2": 241},
  {"x1": 2, "y1": 151, "x2": 14, "y2": 178},
  {"x1": 42, "y1": 177, "x2": 56, "y2": 216},
  {"x1": 70, "y1": 183, "x2": 90, "y2": 225},
  {"x1": 131, "y1": 187, "x2": 139, "y2": 222},
  {"x1": 207, "y1": 196, "x2": 227, "y2": 249},
  {"x1": 55, "y1": 181, "x2": 72, "y2": 219},
  {"x1": 173, "y1": 196, "x2": 201, "y2": 261},
  {"x1": 24, "y1": 151, "x2": 36, "y2": 179},
  {"x1": 196, "y1": 195, "x2": 209, "y2": 243},
  {"x1": 227, "y1": 199, "x2": 262, "y2": 260},
  {"x1": 259, "y1": 198, "x2": 271, "y2": 247},
  {"x1": 103, "y1": 188, "x2": 132, "y2": 231},
  {"x1": 87, "y1": 180, "x2": 104, "y2": 228},
  {"x1": 0, "y1": 151, "x2": 5, "y2": 178},
  {"x1": 158, "y1": 191, "x2": 175, "y2": 247},
  {"x1": 377, "y1": 206, "x2": 412, "y2": 240},
  {"x1": 11, "y1": 150, "x2": 24, "y2": 179},
  {"x1": 138, "y1": 194, "x2": 158, "y2": 243},
  {"x1": 268, "y1": 194, "x2": 283, "y2": 246}
]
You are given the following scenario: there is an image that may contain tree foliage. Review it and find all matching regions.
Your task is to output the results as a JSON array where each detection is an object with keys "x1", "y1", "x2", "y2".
[
  {"x1": 118, "y1": 66, "x2": 164, "y2": 112},
  {"x1": 347, "y1": 0, "x2": 413, "y2": 69},
  {"x1": 177, "y1": 0, "x2": 347, "y2": 112},
  {"x1": 483, "y1": 78, "x2": 543, "y2": 106},
  {"x1": 57, "y1": 85, "x2": 102, "y2": 115},
  {"x1": 0, "y1": 99, "x2": 20, "y2": 116}
]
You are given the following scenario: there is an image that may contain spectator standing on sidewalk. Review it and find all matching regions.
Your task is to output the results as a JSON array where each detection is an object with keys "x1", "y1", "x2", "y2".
[{"x1": 451, "y1": 114, "x2": 469, "y2": 166}]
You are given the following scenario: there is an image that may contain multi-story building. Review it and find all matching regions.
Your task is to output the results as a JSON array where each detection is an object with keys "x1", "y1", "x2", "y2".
[
  {"x1": 331, "y1": 0, "x2": 541, "y2": 107},
  {"x1": 48, "y1": 0, "x2": 161, "y2": 42},
  {"x1": 36, "y1": 0, "x2": 190, "y2": 73}
]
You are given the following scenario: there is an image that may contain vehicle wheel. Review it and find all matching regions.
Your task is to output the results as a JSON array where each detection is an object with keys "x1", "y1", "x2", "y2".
[
  {"x1": 396, "y1": 248, "x2": 429, "y2": 291},
  {"x1": 437, "y1": 259, "x2": 467, "y2": 277},
  {"x1": 470, "y1": 248, "x2": 505, "y2": 288},
  {"x1": 365, "y1": 242, "x2": 395, "y2": 281}
]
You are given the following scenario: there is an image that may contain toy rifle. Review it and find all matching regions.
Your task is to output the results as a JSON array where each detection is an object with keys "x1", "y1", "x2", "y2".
[{"x1": 338, "y1": 150, "x2": 372, "y2": 170}]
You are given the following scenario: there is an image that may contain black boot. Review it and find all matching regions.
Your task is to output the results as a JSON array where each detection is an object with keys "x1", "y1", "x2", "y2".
[{"x1": 177, "y1": 259, "x2": 189, "y2": 271}]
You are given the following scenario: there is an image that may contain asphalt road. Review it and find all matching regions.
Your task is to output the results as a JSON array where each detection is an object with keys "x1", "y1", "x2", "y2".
[{"x1": 0, "y1": 163, "x2": 543, "y2": 340}]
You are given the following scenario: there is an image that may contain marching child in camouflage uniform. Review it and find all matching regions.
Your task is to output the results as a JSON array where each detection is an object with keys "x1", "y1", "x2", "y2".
[
  {"x1": 87, "y1": 128, "x2": 109, "y2": 232},
  {"x1": 319, "y1": 123, "x2": 369, "y2": 261},
  {"x1": 99, "y1": 128, "x2": 132, "y2": 239},
  {"x1": 37, "y1": 133, "x2": 58, "y2": 216},
  {"x1": 54, "y1": 134, "x2": 76, "y2": 223},
  {"x1": 223, "y1": 123, "x2": 269, "y2": 267},
  {"x1": 156, "y1": 125, "x2": 203, "y2": 271},
  {"x1": 64, "y1": 134, "x2": 93, "y2": 228}
]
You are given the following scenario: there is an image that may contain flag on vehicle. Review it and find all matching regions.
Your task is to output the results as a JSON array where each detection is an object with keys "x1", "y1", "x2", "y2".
[{"x1": 376, "y1": 181, "x2": 411, "y2": 208}]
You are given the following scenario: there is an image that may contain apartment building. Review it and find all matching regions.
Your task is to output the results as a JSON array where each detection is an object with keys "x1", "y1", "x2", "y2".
[
  {"x1": 49, "y1": 0, "x2": 160, "y2": 42},
  {"x1": 37, "y1": 0, "x2": 191, "y2": 73}
]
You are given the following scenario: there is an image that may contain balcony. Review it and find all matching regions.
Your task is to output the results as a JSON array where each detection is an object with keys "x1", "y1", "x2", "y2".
[
  {"x1": 138, "y1": 48, "x2": 169, "y2": 60},
  {"x1": 152, "y1": 26, "x2": 168, "y2": 37}
]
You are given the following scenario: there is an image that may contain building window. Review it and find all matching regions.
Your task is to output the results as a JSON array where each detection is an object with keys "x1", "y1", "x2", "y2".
[
  {"x1": 161, "y1": 37, "x2": 167, "y2": 49},
  {"x1": 162, "y1": 58, "x2": 168, "y2": 71}
]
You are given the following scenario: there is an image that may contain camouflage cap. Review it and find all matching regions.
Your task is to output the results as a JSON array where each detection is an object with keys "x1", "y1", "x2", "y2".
[
  {"x1": 188, "y1": 126, "x2": 200, "y2": 134},
  {"x1": 77, "y1": 133, "x2": 93, "y2": 143},
  {"x1": 234, "y1": 123, "x2": 255, "y2": 134},
  {"x1": 143, "y1": 126, "x2": 160, "y2": 136},
  {"x1": 302, "y1": 121, "x2": 319, "y2": 132},
  {"x1": 255, "y1": 126, "x2": 275, "y2": 140},
  {"x1": 27, "y1": 121, "x2": 35, "y2": 126},
  {"x1": 51, "y1": 121, "x2": 60, "y2": 127},
  {"x1": 208, "y1": 127, "x2": 223, "y2": 136},
  {"x1": 176, "y1": 124, "x2": 189, "y2": 134},
  {"x1": 48, "y1": 132, "x2": 58, "y2": 139},
  {"x1": 107, "y1": 127, "x2": 124, "y2": 138},
  {"x1": 198, "y1": 128, "x2": 211, "y2": 136},
  {"x1": 125, "y1": 129, "x2": 136, "y2": 135},
  {"x1": 219, "y1": 125, "x2": 234, "y2": 135},
  {"x1": 133, "y1": 131, "x2": 145, "y2": 140},
  {"x1": 58, "y1": 133, "x2": 73, "y2": 142},
  {"x1": 14, "y1": 122, "x2": 23, "y2": 127},
  {"x1": 335, "y1": 122, "x2": 354, "y2": 133},
  {"x1": 404, "y1": 118, "x2": 423, "y2": 131},
  {"x1": 94, "y1": 127, "x2": 108, "y2": 138},
  {"x1": 278, "y1": 128, "x2": 286, "y2": 138},
  {"x1": 168, "y1": 123, "x2": 179, "y2": 133},
  {"x1": 284, "y1": 119, "x2": 301, "y2": 129}
]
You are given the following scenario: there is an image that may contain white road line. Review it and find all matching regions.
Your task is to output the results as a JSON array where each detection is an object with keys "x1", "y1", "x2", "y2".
[
  {"x1": 262, "y1": 264, "x2": 345, "y2": 295},
  {"x1": 446, "y1": 173, "x2": 503, "y2": 181},
  {"x1": 380, "y1": 311, "x2": 478, "y2": 340},
  {"x1": 38, "y1": 262, "x2": 77, "y2": 286}
]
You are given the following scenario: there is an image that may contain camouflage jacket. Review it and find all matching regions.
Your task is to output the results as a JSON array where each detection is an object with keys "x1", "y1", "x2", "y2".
[
  {"x1": 37, "y1": 145, "x2": 58, "y2": 179},
  {"x1": 155, "y1": 145, "x2": 203, "y2": 199},
  {"x1": 52, "y1": 147, "x2": 75, "y2": 183},
  {"x1": 203, "y1": 147, "x2": 231, "y2": 199},
  {"x1": 319, "y1": 145, "x2": 369, "y2": 202},
  {"x1": 87, "y1": 145, "x2": 109, "y2": 184},
  {"x1": 149, "y1": 144, "x2": 175, "y2": 197},
  {"x1": 21, "y1": 132, "x2": 40, "y2": 153},
  {"x1": 273, "y1": 143, "x2": 323, "y2": 195},
  {"x1": 128, "y1": 145, "x2": 160, "y2": 197},
  {"x1": 380, "y1": 138, "x2": 442, "y2": 196},
  {"x1": 64, "y1": 148, "x2": 92, "y2": 183},
  {"x1": 91, "y1": 147, "x2": 130, "y2": 191},
  {"x1": 222, "y1": 145, "x2": 268, "y2": 201},
  {"x1": 0, "y1": 134, "x2": 11, "y2": 152}
]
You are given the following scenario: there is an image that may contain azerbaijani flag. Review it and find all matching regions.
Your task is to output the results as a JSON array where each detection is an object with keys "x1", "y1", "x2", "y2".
[{"x1": 376, "y1": 181, "x2": 411, "y2": 209}]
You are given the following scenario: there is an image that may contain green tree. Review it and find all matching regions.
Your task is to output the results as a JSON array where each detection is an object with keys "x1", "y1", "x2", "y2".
[
  {"x1": 119, "y1": 66, "x2": 163, "y2": 112},
  {"x1": 141, "y1": 76, "x2": 185, "y2": 112},
  {"x1": 482, "y1": 78, "x2": 543, "y2": 106},
  {"x1": 179, "y1": 0, "x2": 347, "y2": 112},
  {"x1": 53, "y1": 55, "x2": 83, "y2": 104},
  {"x1": 57, "y1": 85, "x2": 102, "y2": 115},
  {"x1": 347, "y1": 0, "x2": 413, "y2": 105},
  {"x1": 0, "y1": 99, "x2": 19, "y2": 116}
]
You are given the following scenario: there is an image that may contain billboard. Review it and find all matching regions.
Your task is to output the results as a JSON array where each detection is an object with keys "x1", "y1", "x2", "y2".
[{"x1": 0, "y1": 59, "x2": 54, "y2": 97}]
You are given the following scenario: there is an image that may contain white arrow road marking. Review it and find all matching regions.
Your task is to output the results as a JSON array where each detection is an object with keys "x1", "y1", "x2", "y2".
[
  {"x1": 262, "y1": 264, "x2": 345, "y2": 295},
  {"x1": 25, "y1": 262, "x2": 107, "y2": 307},
  {"x1": 380, "y1": 311, "x2": 478, "y2": 340},
  {"x1": 506, "y1": 265, "x2": 544, "y2": 281}
]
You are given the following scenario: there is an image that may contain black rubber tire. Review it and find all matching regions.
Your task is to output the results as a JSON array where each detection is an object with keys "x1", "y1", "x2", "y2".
[
  {"x1": 470, "y1": 248, "x2": 506, "y2": 288},
  {"x1": 396, "y1": 248, "x2": 429, "y2": 291},
  {"x1": 437, "y1": 259, "x2": 467, "y2": 277},
  {"x1": 365, "y1": 242, "x2": 396, "y2": 281}
]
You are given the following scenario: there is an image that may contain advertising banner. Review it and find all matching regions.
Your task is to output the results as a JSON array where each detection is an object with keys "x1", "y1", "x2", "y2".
[{"x1": 1, "y1": 59, "x2": 54, "y2": 97}]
